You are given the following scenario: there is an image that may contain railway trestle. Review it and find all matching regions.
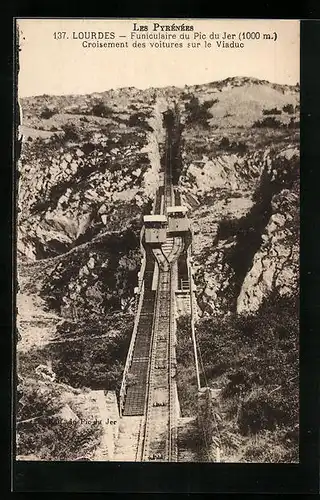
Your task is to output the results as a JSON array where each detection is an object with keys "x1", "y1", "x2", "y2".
[{"x1": 115, "y1": 104, "x2": 197, "y2": 462}]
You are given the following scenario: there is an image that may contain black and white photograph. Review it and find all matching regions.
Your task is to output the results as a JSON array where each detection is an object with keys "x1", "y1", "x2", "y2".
[{"x1": 15, "y1": 18, "x2": 300, "y2": 463}]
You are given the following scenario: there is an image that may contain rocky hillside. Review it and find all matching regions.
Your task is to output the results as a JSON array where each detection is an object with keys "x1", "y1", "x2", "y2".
[
  {"x1": 171, "y1": 77, "x2": 299, "y2": 317},
  {"x1": 16, "y1": 76, "x2": 299, "y2": 461},
  {"x1": 175, "y1": 79, "x2": 299, "y2": 463}
]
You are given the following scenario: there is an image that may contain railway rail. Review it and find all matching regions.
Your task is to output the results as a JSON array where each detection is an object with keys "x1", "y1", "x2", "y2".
[
  {"x1": 121, "y1": 105, "x2": 183, "y2": 461},
  {"x1": 138, "y1": 110, "x2": 179, "y2": 461},
  {"x1": 140, "y1": 268, "x2": 175, "y2": 461}
]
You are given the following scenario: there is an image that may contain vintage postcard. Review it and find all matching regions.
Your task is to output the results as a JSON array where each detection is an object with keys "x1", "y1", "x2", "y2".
[{"x1": 15, "y1": 18, "x2": 299, "y2": 463}]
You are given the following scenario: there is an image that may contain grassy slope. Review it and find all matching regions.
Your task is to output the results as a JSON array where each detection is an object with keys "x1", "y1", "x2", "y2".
[{"x1": 176, "y1": 293, "x2": 299, "y2": 462}]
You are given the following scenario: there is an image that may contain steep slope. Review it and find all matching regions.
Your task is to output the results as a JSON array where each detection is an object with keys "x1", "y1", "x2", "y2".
[
  {"x1": 174, "y1": 77, "x2": 299, "y2": 462},
  {"x1": 17, "y1": 76, "x2": 299, "y2": 462}
]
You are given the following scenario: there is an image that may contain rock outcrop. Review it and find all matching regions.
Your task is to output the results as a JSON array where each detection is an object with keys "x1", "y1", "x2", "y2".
[{"x1": 237, "y1": 183, "x2": 299, "y2": 314}]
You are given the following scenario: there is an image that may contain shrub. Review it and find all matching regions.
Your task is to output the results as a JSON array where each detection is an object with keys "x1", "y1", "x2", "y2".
[
  {"x1": 16, "y1": 375, "x2": 103, "y2": 461},
  {"x1": 194, "y1": 294, "x2": 298, "y2": 433},
  {"x1": 49, "y1": 314, "x2": 134, "y2": 391},
  {"x1": 18, "y1": 417, "x2": 103, "y2": 460},
  {"x1": 40, "y1": 107, "x2": 57, "y2": 119},
  {"x1": 81, "y1": 142, "x2": 95, "y2": 154},
  {"x1": 262, "y1": 107, "x2": 282, "y2": 115},
  {"x1": 220, "y1": 137, "x2": 230, "y2": 148},
  {"x1": 90, "y1": 102, "x2": 113, "y2": 118},
  {"x1": 61, "y1": 123, "x2": 79, "y2": 141},
  {"x1": 282, "y1": 104, "x2": 295, "y2": 114},
  {"x1": 181, "y1": 92, "x2": 191, "y2": 101},
  {"x1": 243, "y1": 427, "x2": 299, "y2": 463},
  {"x1": 253, "y1": 117, "x2": 283, "y2": 128},
  {"x1": 239, "y1": 388, "x2": 284, "y2": 434},
  {"x1": 287, "y1": 117, "x2": 299, "y2": 129},
  {"x1": 18, "y1": 347, "x2": 52, "y2": 380},
  {"x1": 223, "y1": 368, "x2": 255, "y2": 397},
  {"x1": 128, "y1": 112, "x2": 153, "y2": 131},
  {"x1": 202, "y1": 98, "x2": 218, "y2": 108},
  {"x1": 17, "y1": 376, "x2": 62, "y2": 421},
  {"x1": 219, "y1": 137, "x2": 248, "y2": 154},
  {"x1": 185, "y1": 95, "x2": 213, "y2": 127}
]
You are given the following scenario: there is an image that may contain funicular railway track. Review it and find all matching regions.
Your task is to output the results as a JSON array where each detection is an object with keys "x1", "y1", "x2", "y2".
[
  {"x1": 138, "y1": 110, "x2": 178, "y2": 461},
  {"x1": 121, "y1": 106, "x2": 181, "y2": 461},
  {"x1": 122, "y1": 245, "x2": 156, "y2": 417},
  {"x1": 140, "y1": 268, "x2": 176, "y2": 461}
]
